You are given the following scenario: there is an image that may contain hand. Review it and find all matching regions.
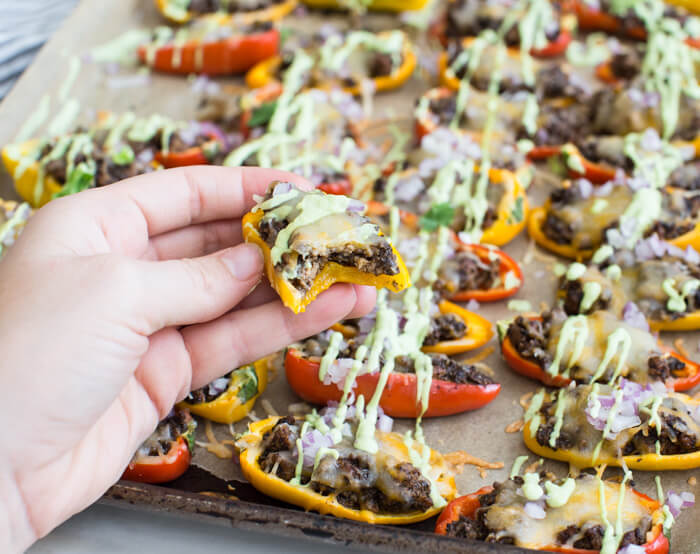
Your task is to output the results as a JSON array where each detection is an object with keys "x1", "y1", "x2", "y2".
[{"x1": 0, "y1": 166, "x2": 375, "y2": 552}]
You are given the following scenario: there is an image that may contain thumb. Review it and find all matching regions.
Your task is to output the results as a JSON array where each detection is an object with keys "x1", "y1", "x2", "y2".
[{"x1": 133, "y1": 243, "x2": 263, "y2": 333}]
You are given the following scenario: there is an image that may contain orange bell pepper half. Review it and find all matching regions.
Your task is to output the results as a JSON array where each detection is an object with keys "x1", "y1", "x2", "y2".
[
  {"x1": 501, "y1": 315, "x2": 700, "y2": 391},
  {"x1": 435, "y1": 484, "x2": 669, "y2": 554},
  {"x1": 242, "y1": 206, "x2": 411, "y2": 314},
  {"x1": 139, "y1": 27, "x2": 279, "y2": 76},
  {"x1": 284, "y1": 348, "x2": 500, "y2": 418},
  {"x1": 449, "y1": 243, "x2": 523, "y2": 302},
  {"x1": 238, "y1": 416, "x2": 456, "y2": 524},
  {"x1": 528, "y1": 204, "x2": 700, "y2": 261}
]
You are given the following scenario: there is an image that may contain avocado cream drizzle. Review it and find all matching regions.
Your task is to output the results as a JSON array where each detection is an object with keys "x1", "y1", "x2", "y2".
[
  {"x1": 590, "y1": 327, "x2": 632, "y2": 384},
  {"x1": 547, "y1": 315, "x2": 588, "y2": 377},
  {"x1": 318, "y1": 331, "x2": 344, "y2": 382},
  {"x1": 662, "y1": 277, "x2": 700, "y2": 312},
  {"x1": 549, "y1": 388, "x2": 568, "y2": 448}
]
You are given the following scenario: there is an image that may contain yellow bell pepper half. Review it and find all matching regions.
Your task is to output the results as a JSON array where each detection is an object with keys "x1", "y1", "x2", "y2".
[
  {"x1": 155, "y1": 0, "x2": 298, "y2": 24},
  {"x1": 178, "y1": 357, "x2": 270, "y2": 424},
  {"x1": 242, "y1": 208, "x2": 411, "y2": 314},
  {"x1": 2, "y1": 140, "x2": 62, "y2": 208},
  {"x1": 239, "y1": 416, "x2": 456, "y2": 524},
  {"x1": 245, "y1": 32, "x2": 416, "y2": 97}
]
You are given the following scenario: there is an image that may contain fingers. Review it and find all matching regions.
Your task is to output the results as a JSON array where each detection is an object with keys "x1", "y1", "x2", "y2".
[
  {"x1": 181, "y1": 284, "x2": 374, "y2": 389},
  {"x1": 131, "y1": 243, "x2": 264, "y2": 334},
  {"x1": 143, "y1": 219, "x2": 242, "y2": 261},
  {"x1": 86, "y1": 166, "x2": 311, "y2": 238}
]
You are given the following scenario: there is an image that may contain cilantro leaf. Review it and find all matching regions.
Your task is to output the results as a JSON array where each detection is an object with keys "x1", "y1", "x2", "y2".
[
  {"x1": 508, "y1": 196, "x2": 524, "y2": 224},
  {"x1": 419, "y1": 202, "x2": 455, "y2": 231},
  {"x1": 234, "y1": 365, "x2": 259, "y2": 403},
  {"x1": 248, "y1": 100, "x2": 278, "y2": 128}
]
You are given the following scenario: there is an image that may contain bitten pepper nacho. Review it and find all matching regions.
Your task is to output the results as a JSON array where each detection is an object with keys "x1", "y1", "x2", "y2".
[{"x1": 242, "y1": 181, "x2": 410, "y2": 313}]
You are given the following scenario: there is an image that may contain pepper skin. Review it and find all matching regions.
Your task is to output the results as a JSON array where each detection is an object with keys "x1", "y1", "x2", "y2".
[
  {"x1": 121, "y1": 411, "x2": 197, "y2": 484},
  {"x1": 2, "y1": 139, "x2": 62, "y2": 207},
  {"x1": 154, "y1": 0, "x2": 297, "y2": 24},
  {"x1": 139, "y1": 27, "x2": 280, "y2": 76},
  {"x1": 301, "y1": 0, "x2": 428, "y2": 11},
  {"x1": 284, "y1": 348, "x2": 500, "y2": 418},
  {"x1": 154, "y1": 131, "x2": 225, "y2": 168},
  {"x1": 245, "y1": 32, "x2": 416, "y2": 96},
  {"x1": 522, "y1": 393, "x2": 700, "y2": 470},
  {"x1": 449, "y1": 243, "x2": 523, "y2": 302},
  {"x1": 316, "y1": 178, "x2": 353, "y2": 196},
  {"x1": 435, "y1": 485, "x2": 669, "y2": 554},
  {"x1": 238, "y1": 416, "x2": 456, "y2": 524},
  {"x1": 423, "y1": 300, "x2": 494, "y2": 355},
  {"x1": 527, "y1": 204, "x2": 700, "y2": 261},
  {"x1": 241, "y1": 207, "x2": 411, "y2": 314},
  {"x1": 500, "y1": 315, "x2": 700, "y2": 391},
  {"x1": 649, "y1": 312, "x2": 700, "y2": 332},
  {"x1": 480, "y1": 167, "x2": 529, "y2": 247},
  {"x1": 178, "y1": 357, "x2": 270, "y2": 424}
]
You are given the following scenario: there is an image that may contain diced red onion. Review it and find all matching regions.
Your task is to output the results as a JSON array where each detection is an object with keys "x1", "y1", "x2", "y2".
[
  {"x1": 594, "y1": 180, "x2": 615, "y2": 196},
  {"x1": 323, "y1": 358, "x2": 355, "y2": 390},
  {"x1": 394, "y1": 174, "x2": 425, "y2": 203},
  {"x1": 466, "y1": 299, "x2": 480, "y2": 312},
  {"x1": 585, "y1": 379, "x2": 643, "y2": 436},
  {"x1": 377, "y1": 413, "x2": 394, "y2": 432},
  {"x1": 576, "y1": 178, "x2": 593, "y2": 199},
  {"x1": 301, "y1": 428, "x2": 335, "y2": 466},
  {"x1": 627, "y1": 176, "x2": 649, "y2": 191},
  {"x1": 197, "y1": 121, "x2": 227, "y2": 145},
  {"x1": 347, "y1": 199, "x2": 365, "y2": 212},
  {"x1": 207, "y1": 377, "x2": 229, "y2": 396},
  {"x1": 666, "y1": 490, "x2": 695, "y2": 518},
  {"x1": 523, "y1": 502, "x2": 546, "y2": 520},
  {"x1": 618, "y1": 545, "x2": 646, "y2": 554},
  {"x1": 684, "y1": 246, "x2": 700, "y2": 265},
  {"x1": 622, "y1": 302, "x2": 650, "y2": 332},
  {"x1": 640, "y1": 128, "x2": 663, "y2": 152},
  {"x1": 137, "y1": 149, "x2": 155, "y2": 163},
  {"x1": 398, "y1": 237, "x2": 422, "y2": 261},
  {"x1": 273, "y1": 181, "x2": 293, "y2": 196},
  {"x1": 177, "y1": 122, "x2": 201, "y2": 146}
]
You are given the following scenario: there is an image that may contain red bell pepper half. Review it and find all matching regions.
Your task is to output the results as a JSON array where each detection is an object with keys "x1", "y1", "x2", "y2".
[
  {"x1": 121, "y1": 435, "x2": 192, "y2": 484},
  {"x1": 501, "y1": 315, "x2": 700, "y2": 391},
  {"x1": 154, "y1": 132, "x2": 224, "y2": 168},
  {"x1": 530, "y1": 29, "x2": 573, "y2": 58},
  {"x1": 316, "y1": 178, "x2": 353, "y2": 196},
  {"x1": 449, "y1": 243, "x2": 523, "y2": 302},
  {"x1": 435, "y1": 485, "x2": 669, "y2": 554},
  {"x1": 284, "y1": 348, "x2": 500, "y2": 418},
  {"x1": 138, "y1": 27, "x2": 279, "y2": 76}
]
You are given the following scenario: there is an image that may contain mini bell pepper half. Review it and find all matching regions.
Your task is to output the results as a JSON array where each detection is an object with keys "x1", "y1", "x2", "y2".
[
  {"x1": 649, "y1": 311, "x2": 700, "y2": 332},
  {"x1": 522, "y1": 403, "x2": 700, "y2": 471},
  {"x1": 435, "y1": 485, "x2": 669, "y2": 554},
  {"x1": 154, "y1": 0, "x2": 297, "y2": 24},
  {"x1": 238, "y1": 416, "x2": 456, "y2": 524},
  {"x1": 121, "y1": 410, "x2": 197, "y2": 484},
  {"x1": 178, "y1": 357, "x2": 270, "y2": 424},
  {"x1": 500, "y1": 315, "x2": 700, "y2": 391},
  {"x1": 316, "y1": 177, "x2": 353, "y2": 196},
  {"x1": 245, "y1": 32, "x2": 416, "y2": 96},
  {"x1": 527, "y1": 204, "x2": 700, "y2": 261},
  {"x1": 154, "y1": 131, "x2": 225, "y2": 168},
  {"x1": 567, "y1": 0, "x2": 699, "y2": 46},
  {"x1": 241, "y1": 208, "x2": 411, "y2": 314},
  {"x1": 480, "y1": 166, "x2": 529, "y2": 247},
  {"x1": 2, "y1": 139, "x2": 63, "y2": 208},
  {"x1": 138, "y1": 26, "x2": 280, "y2": 76},
  {"x1": 284, "y1": 348, "x2": 500, "y2": 418},
  {"x1": 449, "y1": 243, "x2": 523, "y2": 302},
  {"x1": 301, "y1": 0, "x2": 428, "y2": 10}
]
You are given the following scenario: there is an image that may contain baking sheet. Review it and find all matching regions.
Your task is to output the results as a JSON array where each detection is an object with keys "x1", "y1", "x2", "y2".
[{"x1": 1, "y1": 1, "x2": 698, "y2": 552}]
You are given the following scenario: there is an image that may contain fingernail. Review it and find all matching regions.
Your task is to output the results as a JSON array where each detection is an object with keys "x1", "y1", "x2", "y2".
[{"x1": 221, "y1": 244, "x2": 263, "y2": 281}]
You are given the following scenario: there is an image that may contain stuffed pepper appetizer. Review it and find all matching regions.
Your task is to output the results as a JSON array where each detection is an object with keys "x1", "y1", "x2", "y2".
[
  {"x1": 500, "y1": 308, "x2": 700, "y2": 390},
  {"x1": 242, "y1": 181, "x2": 410, "y2": 313},
  {"x1": 439, "y1": 0, "x2": 574, "y2": 57},
  {"x1": 139, "y1": 20, "x2": 280, "y2": 76},
  {"x1": 179, "y1": 358, "x2": 269, "y2": 424},
  {"x1": 528, "y1": 180, "x2": 700, "y2": 259},
  {"x1": 1, "y1": 112, "x2": 225, "y2": 207},
  {"x1": 365, "y1": 201, "x2": 523, "y2": 302},
  {"x1": 245, "y1": 30, "x2": 416, "y2": 96},
  {"x1": 371, "y1": 165, "x2": 528, "y2": 247},
  {"x1": 0, "y1": 200, "x2": 31, "y2": 259},
  {"x1": 557, "y1": 242, "x2": 700, "y2": 331},
  {"x1": 154, "y1": 0, "x2": 297, "y2": 24},
  {"x1": 435, "y1": 472, "x2": 669, "y2": 553},
  {"x1": 122, "y1": 408, "x2": 197, "y2": 484},
  {"x1": 523, "y1": 380, "x2": 700, "y2": 470},
  {"x1": 301, "y1": 0, "x2": 428, "y2": 12},
  {"x1": 285, "y1": 330, "x2": 500, "y2": 417},
  {"x1": 238, "y1": 414, "x2": 456, "y2": 523}
]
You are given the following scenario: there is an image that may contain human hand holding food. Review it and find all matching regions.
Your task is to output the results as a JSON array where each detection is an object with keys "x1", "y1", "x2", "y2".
[{"x1": 0, "y1": 166, "x2": 375, "y2": 552}]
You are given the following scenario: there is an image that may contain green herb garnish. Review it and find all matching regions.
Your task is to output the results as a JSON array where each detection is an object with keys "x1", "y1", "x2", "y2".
[
  {"x1": 420, "y1": 202, "x2": 455, "y2": 231},
  {"x1": 248, "y1": 100, "x2": 278, "y2": 128}
]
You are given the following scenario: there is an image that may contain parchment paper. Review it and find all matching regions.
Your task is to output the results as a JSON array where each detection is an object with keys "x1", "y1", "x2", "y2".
[{"x1": 0, "y1": 1, "x2": 697, "y2": 551}]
